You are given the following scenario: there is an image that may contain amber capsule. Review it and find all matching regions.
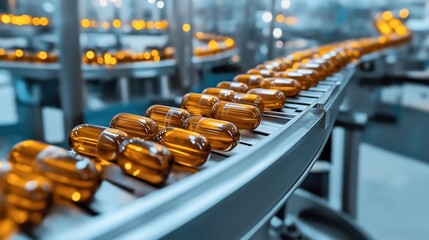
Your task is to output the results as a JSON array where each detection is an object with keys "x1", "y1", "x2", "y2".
[
  {"x1": 182, "y1": 93, "x2": 220, "y2": 117},
  {"x1": 0, "y1": 161, "x2": 52, "y2": 228},
  {"x1": 274, "y1": 71, "x2": 312, "y2": 89},
  {"x1": 202, "y1": 88, "x2": 235, "y2": 102},
  {"x1": 247, "y1": 69, "x2": 274, "y2": 78},
  {"x1": 309, "y1": 58, "x2": 337, "y2": 75},
  {"x1": 217, "y1": 81, "x2": 249, "y2": 93},
  {"x1": 154, "y1": 128, "x2": 210, "y2": 167},
  {"x1": 183, "y1": 116, "x2": 240, "y2": 151},
  {"x1": 110, "y1": 113, "x2": 158, "y2": 139},
  {"x1": 260, "y1": 78, "x2": 301, "y2": 97},
  {"x1": 146, "y1": 105, "x2": 191, "y2": 130},
  {"x1": 256, "y1": 61, "x2": 283, "y2": 71},
  {"x1": 69, "y1": 124, "x2": 128, "y2": 161},
  {"x1": 233, "y1": 74, "x2": 262, "y2": 89},
  {"x1": 117, "y1": 138, "x2": 173, "y2": 185},
  {"x1": 247, "y1": 88, "x2": 285, "y2": 110},
  {"x1": 210, "y1": 101, "x2": 261, "y2": 130},
  {"x1": 295, "y1": 62, "x2": 329, "y2": 80},
  {"x1": 8, "y1": 140, "x2": 101, "y2": 203},
  {"x1": 0, "y1": 190, "x2": 16, "y2": 238},
  {"x1": 232, "y1": 93, "x2": 265, "y2": 113}
]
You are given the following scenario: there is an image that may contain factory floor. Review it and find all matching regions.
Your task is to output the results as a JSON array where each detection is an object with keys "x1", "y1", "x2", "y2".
[{"x1": 0, "y1": 76, "x2": 428, "y2": 239}]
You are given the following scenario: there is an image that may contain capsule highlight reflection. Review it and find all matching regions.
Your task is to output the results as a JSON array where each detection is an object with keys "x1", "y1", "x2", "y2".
[
  {"x1": 274, "y1": 71, "x2": 312, "y2": 89},
  {"x1": 232, "y1": 93, "x2": 265, "y2": 113},
  {"x1": 0, "y1": 190, "x2": 16, "y2": 238},
  {"x1": 8, "y1": 140, "x2": 101, "y2": 203},
  {"x1": 202, "y1": 87, "x2": 235, "y2": 102},
  {"x1": 145, "y1": 105, "x2": 191, "y2": 130},
  {"x1": 181, "y1": 93, "x2": 220, "y2": 117},
  {"x1": 183, "y1": 116, "x2": 239, "y2": 151},
  {"x1": 117, "y1": 138, "x2": 173, "y2": 185},
  {"x1": 216, "y1": 81, "x2": 249, "y2": 93},
  {"x1": 233, "y1": 74, "x2": 262, "y2": 89},
  {"x1": 210, "y1": 102, "x2": 261, "y2": 130},
  {"x1": 260, "y1": 78, "x2": 301, "y2": 96},
  {"x1": 154, "y1": 128, "x2": 211, "y2": 167},
  {"x1": 110, "y1": 113, "x2": 158, "y2": 140},
  {"x1": 0, "y1": 161, "x2": 52, "y2": 228},
  {"x1": 69, "y1": 124, "x2": 128, "y2": 161},
  {"x1": 247, "y1": 88, "x2": 285, "y2": 110},
  {"x1": 247, "y1": 68, "x2": 274, "y2": 77}
]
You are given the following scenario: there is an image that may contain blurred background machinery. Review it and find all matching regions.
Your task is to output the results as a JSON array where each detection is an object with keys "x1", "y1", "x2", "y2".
[{"x1": 0, "y1": 0, "x2": 428, "y2": 239}]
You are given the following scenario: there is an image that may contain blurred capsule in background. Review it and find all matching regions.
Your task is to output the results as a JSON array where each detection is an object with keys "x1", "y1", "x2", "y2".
[
  {"x1": 146, "y1": 105, "x2": 191, "y2": 130},
  {"x1": 0, "y1": 189, "x2": 16, "y2": 238},
  {"x1": 246, "y1": 68, "x2": 274, "y2": 78},
  {"x1": 247, "y1": 88, "x2": 285, "y2": 110},
  {"x1": 8, "y1": 140, "x2": 101, "y2": 203},
  {"x1": 232, "y1": 93, "x2": 265, "y2": 114},
  {"x1": 117, "y1": 138, "x2": 173, "y2": 185},
  {"x1": 216, "y1": 81, "x2": 249, "y2": 93},
  {"x1": 211, "y1": 101, "x2": 261, "y2": 130},
  {"x1": 274, "y1": 71, "x2": 312, "y2": 89},
  {"x1": 260, "y1": 78, "x2": 301, "y2": 97},
  {"x1": 154, "y1": 128, "x2": 210, "y2": 167},
  {"x1": 182, "y1": 93, "x2": 220, "y2": 117},
  {"x1": 202, "y1": 87, "x2": 235, "y2": 102},
  {"x1": 233, "y1": 74, "x2": 262, "y2": 89},
  {"x1": 183, "y1": 116, "x2": 240, "y2": 151},
  {"x1": 69, "y1": 124, "x2": 128, "y2": 161},
  {"x1": 0, "y1": 161, "x2": 52, "y2": 229},
  {"x1": 110, "y1": 113, "x2": 158, "y2": 140}
]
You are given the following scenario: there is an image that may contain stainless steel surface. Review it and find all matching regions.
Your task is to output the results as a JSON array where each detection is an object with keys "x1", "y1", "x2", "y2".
[{"x1": 0, "y1": 65, "x2": 354, "y2": 239}]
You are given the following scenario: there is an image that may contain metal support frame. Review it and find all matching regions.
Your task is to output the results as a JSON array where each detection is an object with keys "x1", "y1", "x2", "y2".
[{"x1": 58, "y1": 0, "x2": 84, "y2": 134}]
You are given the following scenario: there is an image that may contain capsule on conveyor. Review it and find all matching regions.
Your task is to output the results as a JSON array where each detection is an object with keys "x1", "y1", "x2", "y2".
[
  {"x1": 232, "y1": 93, "x2": 265, "y2": 114},
  {"x1": 233, "y1": 74, "x2": 262, "y2": 89},
  {"x1": 69, "y1": 124, "x2": 128, "y2": 161},
  {"x1": 146, "y1": 105, "x2": 191, "y2": 130},
  {"x1": 273, "y1": 71, "x2": 312, "y2": 89},
  {"x1": 110, "y1": 113, "x2": 158, "y2": 140},
  {"x1": 183, "y1": 116, "x2": 240, "y2": 151},
  {"x1": 117, "y1": 138, "x2": 173, "y2": 185},
  {"x1": 202, "y1": 88, "x2": 236, "y2": 102},
  {"x1": 154, "y1": 128, "x2": 211, "y2": 167},
  {"x1": 181, "y1": 93, "x2": 220, "y2": 117},
  {"x1": 210, "y1": 101, "x2": 261, "y2": 130},
  {"x1": 0, "y1": 161, "x2": 52, "y2": 228},
  {"x1": 8, "y1": 140, "x2": 101, "y2": 203},
  {"x1": 216, "y1": 81, "x2": 249, "y2": 93},
  {"x1": 0, "y1": 182, "x2": 16, "y2": 238},
  {"x1": 294, "y1": 62, "x2": 330, "y2": 80},
  {"x1": 247, "y1": 88, "x2": 286, "y2": 110},
  {"x1": 260, "y1": 78, "x2": 301, "y2": 97},
  {"x1": 246, "y1": 69, "x2": 275, "y2": 78}
]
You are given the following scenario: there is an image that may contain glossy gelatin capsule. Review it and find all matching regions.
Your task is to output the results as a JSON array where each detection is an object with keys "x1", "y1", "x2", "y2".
[
  {"x1": 110, "y1": 113, "x2": 158, "y2": 140},
  {"x1": 183, "y1": 116, "x2": 240, "y2": 151},
  {"x1": 216, "y1": 81, "x2": 249, "y2": 93},
  {"x1": 0, "y1": 191, "x2": 16, "y2": 238},
  {"x1": 0, "y1": 161, "x2": 52, "y2": 228},
  {"x1": 210, "y1": 102, "x2": 261, "y2": 130},
  {"x1": 274, "y1": 71, "x2": 312, "y2": 89},
  {"x1": 69, "y1": 124, "x2": 128, "y2": 161},
  {"x1": 260, "y1": 78, "x2": 301, "y2": 96},
  {"x1": 181, "y1": 93, "x2": 220, "y2": 117},
  {"x1": 232, "y1": 93, "x2": 265, "y2": 113},
  {"x1": 8, "y1": 140, "x2": 101, "y2": 203},
  {"x1": 295, "y1": 62, "x2": 329, "y2": 79},
  {"x1": 247, "y1": 88, "x2": 285, "y2": 110},
  {"x1": 117, "y1": 138, "x2": 173, "y2": 185},
  {"x1": 154, "y1": 128, "x2": 210, "y2": 167},
  {"x1": 202, "y1": 88, "x2": 235, "y2": 102},
  {"x1": 146, "y1": 105, "x2": 191, "y2": 130},
  {"x1": 233, "y1": 74, "x2": 262, "y2": 89},
  {"x1": 246, "y1": 68, "x2": 274, "y2": 78}
]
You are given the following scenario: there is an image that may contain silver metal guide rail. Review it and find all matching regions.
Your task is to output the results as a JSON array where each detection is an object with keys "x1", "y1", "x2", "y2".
[{"x1": 10, "y1": 62, "x2": 357, "y2": 240}]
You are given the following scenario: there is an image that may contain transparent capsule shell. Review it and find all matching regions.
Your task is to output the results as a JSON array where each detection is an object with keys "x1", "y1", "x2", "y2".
[
  {"x1": 110, "y1": 113, "x2": 158, "y2": 140},
  {"x1": 183, "y1": 116, "x2": 240, "y2": 151},
  {"x1": 246, "y1": 68, "x2": 274, "y2": 78},
  {"x1": 210, "y1": 101, "x2": 262, "y2": 130},
  {"x1": 260, "y1": 78, "x2": 301, "y2": 97},
  {"x1": 247, "y1": 88, "x2": 286, "y2": 110},
  {"x1": 202, "y1": 87, "x2": 236, "y2": 102},
  {"x1": 146, "y1": 105, "x2": 191, "y2": 130},
  {"x1": 274, "y1": 71, "x2": 312, "y2": 89},
  {"x1": 117, "y1": 138, "x2": 173, "y2": 185},
  {"x1": 181, "y1": 93, "x2": 220, "y2": 117},
  {"x1": 233, "y1": 74, "x2": 262, "y2": 89},
  {"x1": 69, "y1": 124, "x2": 128, "y2": 161},
  {"x1": 154, "y1": 127, "x2": 211, "y2": 167},
  {"x1": 232, "y1": 93, "x2": 265, "y2": 113},
  {"x1": 216, "y1": 81, "x2": 249, "y2": 93}
]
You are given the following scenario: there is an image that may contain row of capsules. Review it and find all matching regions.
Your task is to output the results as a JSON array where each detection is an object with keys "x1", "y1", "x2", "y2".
[{"x1": 0, "y1": 17, "x2": 412, "y2": 237}]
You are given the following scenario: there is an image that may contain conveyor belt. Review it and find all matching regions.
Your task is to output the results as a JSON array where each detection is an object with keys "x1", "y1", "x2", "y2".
[{"x1": 6, "y1": 63, "x2": 357, "y2": 239}]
